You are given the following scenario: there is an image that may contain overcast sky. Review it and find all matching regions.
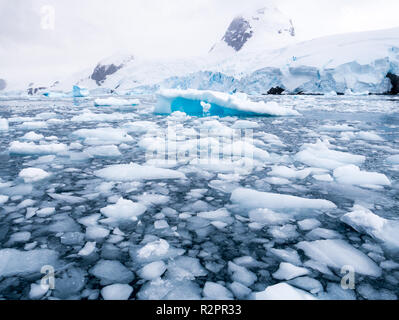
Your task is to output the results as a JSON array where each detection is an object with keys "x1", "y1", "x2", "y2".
[{"x1": 1, "y1": 0, "x2": 399, "y2": 87}]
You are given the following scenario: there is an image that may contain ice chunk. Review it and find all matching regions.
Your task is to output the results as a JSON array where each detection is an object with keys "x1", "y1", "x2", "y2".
[
  {"x1": 22, "y1": 131, "x2": 44, "y2": 141},
  {"x1": 228, "y1": 262, "x2": 257, "y2": 287},
  {"x1": 85, "y1": 145, "x2": 121, "y2": 158},
  {"x1": 0, "y1": 195, "x2": 9, "y2": 205},
  {"x1": 29, "y1": 283, "x2": 49, "y2": 299},
  {"x1": 90, "y1": 260, "x2": 134, "y2": 285},
  {"x1": 313, "y1": 174, "x2": 333, "y2": 182},
  {"x1": 295, "y1": 140, "x2": 365, "y2": 170},
  {"x1": 95, "y1": 163, "x2": 186, "y2": 181},
  {"x1": 78, "y1": 242, "x2": 97, "y2": 256},
  {"x1": 269, "y1": 248, "x2": 302, "y2": 265},
  {"x1": 272, "y1": 263, "x2": 310, "y2": 280},
  {"x1": 333, "y1": 165, "x2": 391, "y2": 187},
  {"x1": 73, "y1": 85, "x2": 89, "y2": 97},
  {"x1": 167, "y1": 256, "x2": 208, "y2": 280},
  {"x1": 122, "y1": 121, "x2": 159, "y2": 133},
  {"x1": 231, "y1": 188, "x2": 336, "y2": 211},
  {"x1": 86, "y1": 226, "x2": 110, "y2": 240},
  {"x1": 101, "y1": 284, "x2": 133, "y2": 300},
  {"x1": 228, "y1": 282, "x2": 252, "y2": 299},
  {"x1": 73, "y1": 128, "x2": 133, "y2": 145},
  {"x1": 298, "y1": 219, "x2": 321, "y2": 231},
  {"x1": 9, "y1": 231, "x2": 31, "y2": 243},
  {"x1": 19, "y1": 121, "x2": 47, "y2": 130},
  {"x1": 296, "y1": 239, "x2": 382, "y2": 277},
  {"x1": 288, "y1": 277, "x2": 323, "y2": 294},
  {"x1": 231, "y1": 120, "x2": 260, "y2": 129},
  {"x1": 387, "y1": 155, "x2": 399, "y2": 164},
  {"x1": 94, "y1": 97, "x2": 140, "y2": 106},
  {"x1": 100, "y1": 198, "x2": 147, "y2": 222},
  {"x1": 251, "y1": 283, "x2": 316, "y2": 300},
  {"x1": 269, "y1": 166, "x2": 312, "y2": 180},
  {"x1": 137, "y1": 278, "x2": 201, "y2": 300},
  {"x1": 0, "y1": 118, "x2": 9, "y2": 131},
  {"x1": 18, "y1": 168, "x2": 50, "y2": 183},
  {"x1": 138, "y1": 261, "x2": 167, "y2": 280},
  {"x1": 203, "y1": 282, "x2": 234, "y2": 300},
  {"x1": 341, "y1": 205, "x2": 399, "y2": 249},
  {"x1": 9, "y1": 141, "x2": 68, "y2": 155},
  {"x1": 156, "y1": 89, "x2": 300, "y2": 116},
  {"x1": 0, "y1": 249, "x2": 58, "y2": 277},
  {"x1": 131, "y1": 239, "x2": 185, "y2": 264}
]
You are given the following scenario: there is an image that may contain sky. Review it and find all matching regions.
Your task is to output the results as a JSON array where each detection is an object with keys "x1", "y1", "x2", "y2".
[{"x1": 1, "y1": 0, "x2": 399, "y2": 88}]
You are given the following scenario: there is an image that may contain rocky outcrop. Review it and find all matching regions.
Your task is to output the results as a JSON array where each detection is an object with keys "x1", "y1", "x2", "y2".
[
  {"x1": 0, "y1": 79, "x2": 6, "y2": 91},
  {"x1": 91, "y1": 63, "x2": 123, "y2": 86},
  {"x1": 386, "y1": 72, "x2": 399, "y2": 94}
]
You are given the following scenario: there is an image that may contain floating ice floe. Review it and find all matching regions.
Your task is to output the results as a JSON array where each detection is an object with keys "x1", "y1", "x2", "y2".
[
  {"x1": 341, "y1": 205, "x2": 399, "y2": 250},
  {"x1": 9, "y1": 141, "x2": 68, "y2": 155},
  {"x1": 130, "y1": 238, "x2": 185, "y2": 264},
  {"x1": 296, "y1": 239, "x2": 382, "y2": 277},
  {"x1": 155, "y1": 89, "x2": 300, "y2": 116},
  {"x1": 71, "y1": 110, "x2": 134, "y2": 122},
  {"x1": 73, "y1": 85, "x2": 89, "y2": 98},
  {"x1": 85, "y1": 145, "x2": 122, "y2": 158},
  {"x1": 0, "y1": 249, "x2": 58, "y2": 277},
  {"x1": 22, "y1": 131, "x2": 44, "y2": 141},
  {"x1": 73, "y1": 128, "x2": 133, "y2": 145},
  {"x1": 18, "y1": 168, "x2": 50, "y2": 183},
  {"x1": 19, "y1": 121, "x2": 48, "y2": 130},
  {"x1": 231, "y1": 188, "x2": 336, "y2": 211},
  {"x1": 333, "y1": 165, "x2": 391, "y2": 187},
  {"x1": 100, "y1": 198, "x2": 147, "y2": 222},
  {"x1": 90, "y1": 260, "x2": 134, "y2": 285},
  {"x1": 295, "y1": 139, "x2": 365, "y2": 170},
  {"x1": 94, "y1": 97, "x2": 140, "y2": 106},
  {"x1": 387, "y1": 155, "x2": 399, "y2": 164},
  {"x1": 101, "y1": 284, "x2": 133, "y2": 300},
  {"x1": 0, "y1": 195, "x2": 9, "y2": 205},
  {"x1": 137, "y1": 261, "x2": 167, "y2": 280},
  {"x1": 272, "y1": 262, "x2": 310, "y2": 281},
  {"x1": 95, "y1": 163, "x2": 186, "y2": 181},
  {"x1": 0, "y1": 118, "x2": 9, "y2": 131},
  {"x1": 203, "y1": 282, "x2": 234, "y2": 300},
  {"x1": 251, "y1": 283, "x2": 316, "y2": 300}
]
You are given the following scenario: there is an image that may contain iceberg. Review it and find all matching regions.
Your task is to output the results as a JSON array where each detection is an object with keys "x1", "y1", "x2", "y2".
[
  {"x1": 155, "y1": 89, "x2": 300, "y2": 116},
  {"x1": 94, "y1": 97, "x2": 140, "y2": 106},
  {"x1": 72, "y1": 85, "x2": 89, "y2": 98}
]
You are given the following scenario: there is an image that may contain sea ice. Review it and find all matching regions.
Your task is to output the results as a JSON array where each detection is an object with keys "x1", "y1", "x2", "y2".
[
  {"x1": 95, "y1": 163, "x2": 186, "y2": 181},
  {"x1": 100, "y1": 198, "x2": 147, "y2": 222},
  {"x1": 272, "y1": 263, "x2": 310, "y2": 280},
  {"x1": 0, "y1": 118, "x2": 9, "y2": 131},
  {"x1": 251, "y1": 283, "x2": 316, "y2": 300},
  {"x1": 296, "y1": 239, "x2": 382, "y2": 277},
  {"x1": 341, "y1": 205, "x2": 399, "y2": 249},
  {"x1": 101, "y1": 284, "x2": 133, "y2": 300},
  {"x1": 203, "y1": 282, "x2": 234, "y2": 300},
  {"x1": 94, "y1": 97, "x2": 140, "y2": 106},
  {"x1": 333, "y1": 165, "x2": 391, "y2": 187},
  {"x1": 295, "y1": 140, "x2": 365, "y2": 170},
  {"x1": 73, "y1": 128, "x2": 133, "y2": 145},
  {"x1": 90, "y1": 260, "x2": 134, "y2": 285},
  {"x1": 231, "y1": 188, "x2": 336, "y2": 211},
  {"x1": 138, "y1": 261, "x2": 167, "y2": 280},
  {"x1": 22, "y1": 132, "x2": 44, "y2": 141},
  {"x1": 85, "y1": 145, "x2": 122, "y2": 158},
  {"x1": 0, "y1": 249, "x2": 58, "y2": 277},
  {"x1": 18, "y1": 168, "x2": 50, "y2": 183},
  {"x1": 9, "y1": 141, "x2": 68, "y2": 155}
]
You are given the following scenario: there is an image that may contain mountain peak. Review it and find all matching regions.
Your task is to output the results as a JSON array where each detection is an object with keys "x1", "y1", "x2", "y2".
[{"x1": 210, "y1": 5, "x2": 295, "y2": 55}]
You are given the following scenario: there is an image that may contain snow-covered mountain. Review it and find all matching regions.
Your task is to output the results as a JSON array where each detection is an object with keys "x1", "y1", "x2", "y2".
[
  {"x1": 209, "y1": 6, "x2": 295, "y2": 56},
  {"x1": 16, "y1": 4, "x2": 399, "y2": 96}
]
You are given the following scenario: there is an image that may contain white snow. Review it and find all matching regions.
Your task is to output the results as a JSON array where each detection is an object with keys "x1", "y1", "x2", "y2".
[
  {"x1": 156, "y1": 89, "x2": 300, "y2": 116},
  {"x1": 251, "y1": 283, "x2": 316, "y2": 300},
  {"x1": 95, "y1": 163, "x2": 186, "y2": 181},
  {"x1": 296, "y1": 239, "x2": 382, "y2": 277},
  {"x1": 100, "y1": 198, "x2": 147, "y2": 222},
  {"x1": 101, "y1": 284, "x2": 133, "y2": 300},
  {"x1": 231, "y1": 188, "x2": 336, "y2": 211},
  {"x1": 18, "y1": 168, "x2": 50, "y2": 183}
]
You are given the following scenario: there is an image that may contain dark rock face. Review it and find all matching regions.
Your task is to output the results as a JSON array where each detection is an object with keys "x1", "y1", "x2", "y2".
[
  {"x1": 91, "y1": 64, "x2": 123, "y2": 86},
  {"x1": 222, "y1": 17, "x2": 254, "y2": 52},
  {"x1": 0, "y1": 79, "x2": 6, "y2": 91},
  {"x1": 27, "y1": 86, "x2": 46, "y2": 95},
  {"x1": 386, "y1": 72, "x2": 399, "y2": 95},
  {"x1": 267, "y1": 86, "x2": 285, "y2": 95}
]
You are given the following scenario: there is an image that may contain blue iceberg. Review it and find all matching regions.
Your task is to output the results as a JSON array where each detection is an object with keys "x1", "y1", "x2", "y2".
[{"x1": 155, "y1": 89, "x2": 300, "y2": 117}]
